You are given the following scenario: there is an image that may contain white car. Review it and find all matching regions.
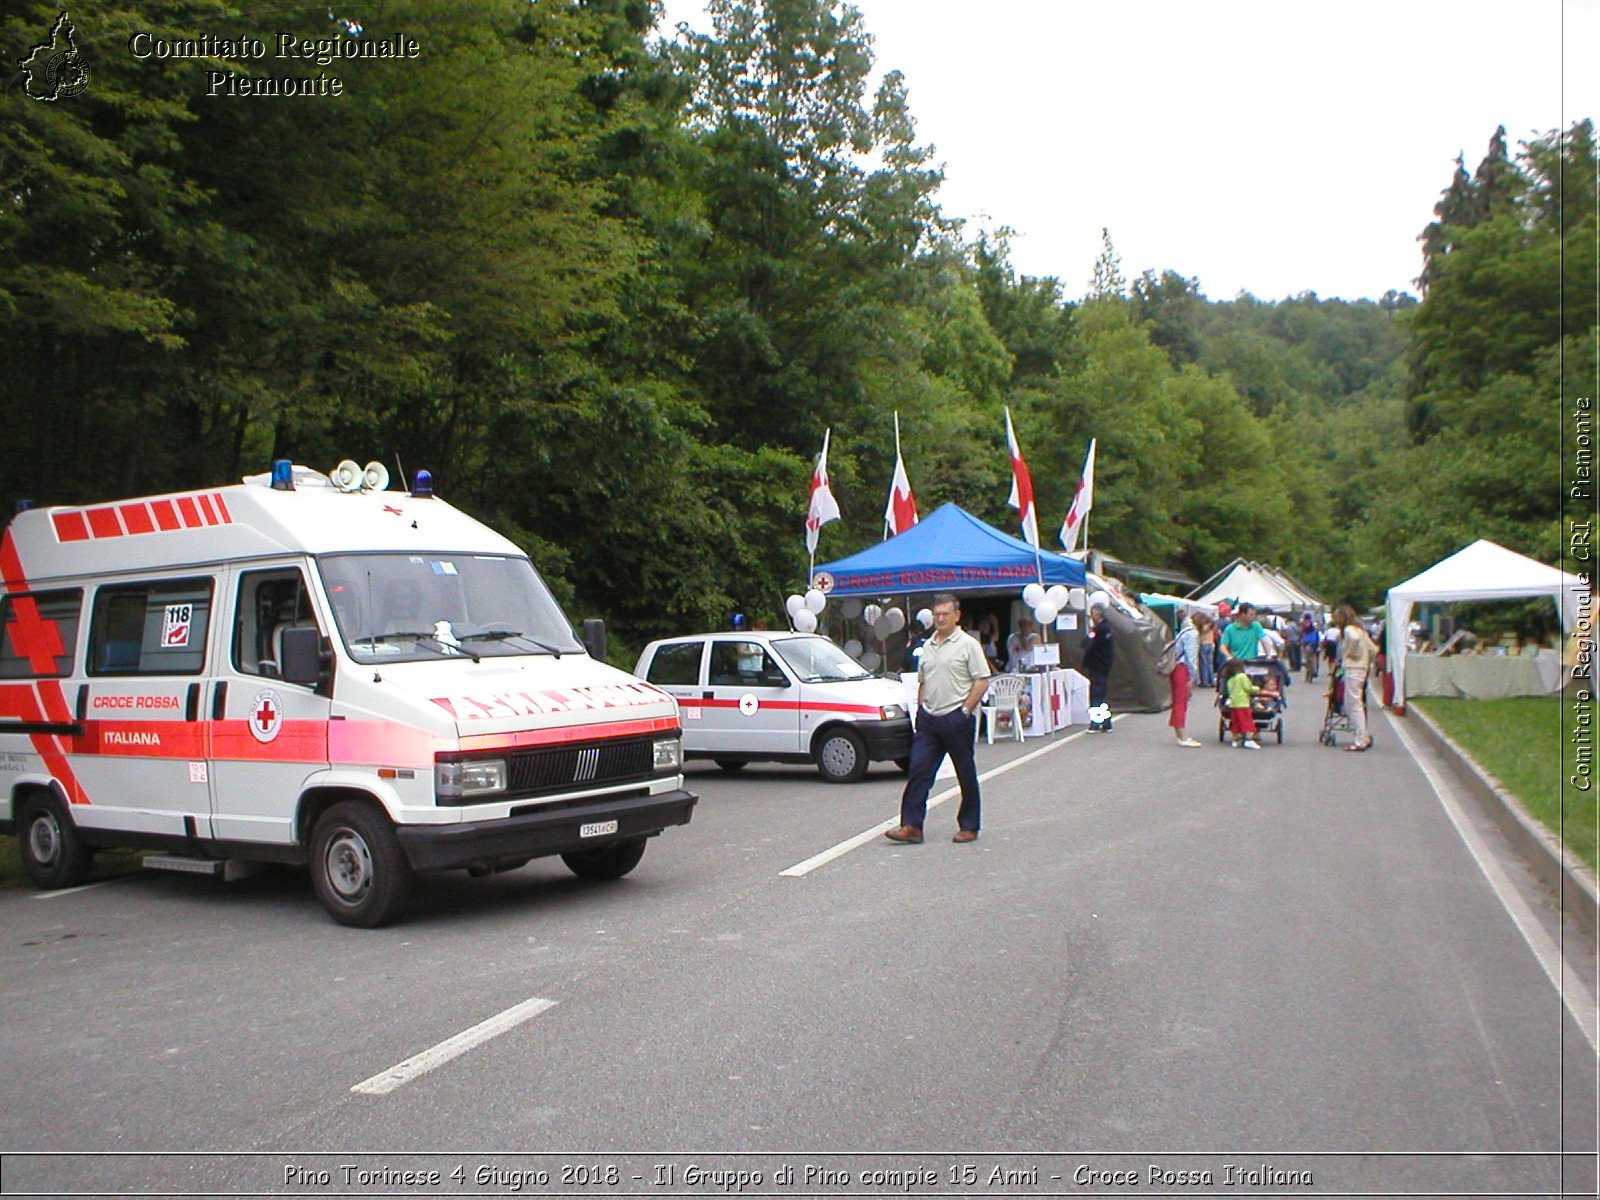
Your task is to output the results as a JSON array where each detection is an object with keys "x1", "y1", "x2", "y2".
[{"x1": 633, "y1": 632, "x2": 913, "y2": 783}]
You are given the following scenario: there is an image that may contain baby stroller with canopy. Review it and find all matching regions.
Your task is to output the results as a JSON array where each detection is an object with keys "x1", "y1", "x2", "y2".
[
  {"x1": 1217, "y1": 657, "x2": 1289, "y2": 745},
  {"x1": 1319, "y1": 661, "x2": 1373, "y2": 747}
]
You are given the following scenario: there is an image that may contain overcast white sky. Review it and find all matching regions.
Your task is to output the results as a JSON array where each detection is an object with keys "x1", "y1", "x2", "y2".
[{"x1": 659, "y1": 0, "x2": 1598, "y2": 302}]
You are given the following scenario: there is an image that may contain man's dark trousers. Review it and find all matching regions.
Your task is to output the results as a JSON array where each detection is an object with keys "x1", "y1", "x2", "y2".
[{"x1": 899, "y1": 706, "x2": 981, "y2": 833}]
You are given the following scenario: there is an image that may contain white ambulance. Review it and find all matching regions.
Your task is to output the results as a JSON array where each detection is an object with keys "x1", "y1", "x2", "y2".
[
  {"x1": 0, "y1": 461, "x2": 696, "y2": 926},
  {"x1": 633, "y1": 631, "x2": 913, "y2": 782}
]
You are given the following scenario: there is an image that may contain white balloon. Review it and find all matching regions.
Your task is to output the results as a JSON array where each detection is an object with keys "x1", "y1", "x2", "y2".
[
  {"x1": 1089, "y1": 590, "x2": 1111, "y2": 611},
  {"x1": 859, "y1": 649, "x2": 881, "y2": 670},
  {"x1": 1046, "y1": 585, "x2": 1069, "y2": 609},
  {"x1": 785, "y1": 593, "x2": 806, "y2": 616},
  {"x1": 843, "y1": 638, "x2": 864, "y2": 657},
  {"x1": 1033, "y1": 603, "x2": 1058, "y2": 625},
  {"x1": 862, "y1": 604, "x2": 882, "y2": 625},
  {"x1": 873, "y1": 615, "x2": 894, "y2": 639},
  {"x1": 1022, "y1": 583, "x2": 1046, "y2": 608},
  {"x1": 1068, "y1": 587, "x2": 1086, "y2": 609},
  {"x1": 885, "y1": 606, "x2": 906, "y2": 632},
  {"x1": 917, "y1": 608, "x2": 934, "y2": 629},
  {"x1": 840, "y1": 597, "x2": 863, "y2": 619},
  {"x1": 804, "y1": 588, "x2": 826, "y2": 614},
  {"x1": 793, "y1": 609, "x2": 818, "y2": 632}
]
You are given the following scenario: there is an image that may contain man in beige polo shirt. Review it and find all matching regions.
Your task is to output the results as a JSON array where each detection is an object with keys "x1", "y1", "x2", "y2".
[{"x1": 886, "y1": 592, "x2": 992, "y2": 845}]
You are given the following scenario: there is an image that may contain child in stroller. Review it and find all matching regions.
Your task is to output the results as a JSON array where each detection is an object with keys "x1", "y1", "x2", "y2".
[{"x1": 1218, "y1": 656, "x2": 1288, "y2": 747}]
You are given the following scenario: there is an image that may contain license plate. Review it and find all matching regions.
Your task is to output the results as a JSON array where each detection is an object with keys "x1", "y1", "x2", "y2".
[{"x1": 579, "y1": 820, "x2": 618, "y2": 839}]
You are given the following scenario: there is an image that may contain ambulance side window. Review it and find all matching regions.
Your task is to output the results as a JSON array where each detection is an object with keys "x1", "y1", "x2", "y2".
[
  {"x1": 88, "y1": 579, "x2": 212, "y2": 676},
  {"x1": 233, "y1": 569, "x2": 317, "y2": 679},
  {"x1": 709, "y1": 642, "x2": 789, "y2": 688},
  {"x1": 646, "y1": 641, "x2": 703, "y2": 687},
  {"x1": 0, "y1": 589, "x2": 82, "y2": 679}
]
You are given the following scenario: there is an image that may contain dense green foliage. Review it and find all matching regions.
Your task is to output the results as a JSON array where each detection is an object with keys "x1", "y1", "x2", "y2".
[{"x1": 2, "y1": 1, "x2": 1588, "y2": 654}]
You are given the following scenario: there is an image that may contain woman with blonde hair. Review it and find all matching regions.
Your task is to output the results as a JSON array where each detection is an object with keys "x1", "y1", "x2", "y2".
[{"x1": 1334, "y1": 604, "x2": 1376, "y2": 751}]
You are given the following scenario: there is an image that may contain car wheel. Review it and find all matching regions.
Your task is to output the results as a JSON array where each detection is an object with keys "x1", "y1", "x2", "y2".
[
  {"x1": 714, "y1": 760, "x2": 748, "y2": 772},
  {"x1": 309, "y1": 800, "x2": 413, "y2": 928},
  {"x1": 562, "y1": 836, "x2": 647, "y2": 881},
  {"x1": 18, "y1": 792, "x2": 92, "y2": 889},
  {"x1": 816, "y1": 728, "x2": 867, "y2": 783}
]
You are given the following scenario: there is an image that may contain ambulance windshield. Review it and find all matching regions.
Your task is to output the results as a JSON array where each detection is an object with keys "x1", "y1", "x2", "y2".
[
  {"x1": 318, "y1": 553, "x2": 584, "y2": 663},
  {"x1": 770, "y1": 635, "x2": 874, "y2": 683}
]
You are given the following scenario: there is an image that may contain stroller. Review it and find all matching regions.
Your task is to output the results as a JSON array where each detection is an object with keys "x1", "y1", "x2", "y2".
[
  {"x1": 1319, "y1": 662, "x2": 1373, "y2": 748},
  {"x1": 1217, "y1": 657, "x2": 1289, "y2": 745}
]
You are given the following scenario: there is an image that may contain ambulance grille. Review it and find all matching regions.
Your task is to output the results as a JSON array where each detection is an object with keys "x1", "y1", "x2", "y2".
[{"x1": 500, "y1": 735, "x2": 657, "y2": 801}]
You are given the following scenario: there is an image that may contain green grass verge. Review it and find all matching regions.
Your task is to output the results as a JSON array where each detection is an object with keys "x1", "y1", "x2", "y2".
[
  {"x1": 0, "y1": 836, "x2": 145, "y2": 891},
  {"x1": 1413, "y1": 694, "x2": 1598, "y2": 877}
]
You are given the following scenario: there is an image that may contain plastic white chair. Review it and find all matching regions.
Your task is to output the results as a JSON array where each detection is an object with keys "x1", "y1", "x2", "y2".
[{"x1": 977, "y1": 674, "x2": 1027, "y2": 743}]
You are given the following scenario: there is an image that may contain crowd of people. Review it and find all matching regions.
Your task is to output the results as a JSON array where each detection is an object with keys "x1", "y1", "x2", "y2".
[{"x1": 1167, "y1": 601, "x2": 1381, "y2": 752}]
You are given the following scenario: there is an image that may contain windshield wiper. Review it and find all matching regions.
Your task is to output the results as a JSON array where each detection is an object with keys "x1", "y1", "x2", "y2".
[{"x1": 457, "y1": 628, "x2": 569, "y2": 657}]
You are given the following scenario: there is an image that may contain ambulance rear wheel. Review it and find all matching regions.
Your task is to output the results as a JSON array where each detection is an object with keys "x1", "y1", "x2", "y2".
[
  {"x1": 18, "y1": 792, "x2": 92, "y2": 890},
  {"x1": 310, "y1": 801, "x2": 412, "y2": 928},
  {"x1": 816, "y1": 728, "x2": 867, "y2": 783},
  {"x1": 562, "y1": 836, "x2": 647, "y2": 881}
]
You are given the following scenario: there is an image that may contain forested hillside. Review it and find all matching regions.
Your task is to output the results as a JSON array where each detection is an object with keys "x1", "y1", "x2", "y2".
[{"x1": 2, "y1": 0, "x2": 1590, "y2": 651}]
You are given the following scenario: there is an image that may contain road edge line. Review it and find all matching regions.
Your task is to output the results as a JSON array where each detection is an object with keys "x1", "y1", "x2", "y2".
[{"x1": 1387, "y1": 709, "x2": 1599, "y2": 1055}]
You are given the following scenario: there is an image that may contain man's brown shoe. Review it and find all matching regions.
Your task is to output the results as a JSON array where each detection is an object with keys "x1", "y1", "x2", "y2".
[
  {"x1": 952, "y1": 829, "x2": 979, "y2": 843},
  {"x1": 884, "y1": 825, "x2": 924, "y2": 844}
]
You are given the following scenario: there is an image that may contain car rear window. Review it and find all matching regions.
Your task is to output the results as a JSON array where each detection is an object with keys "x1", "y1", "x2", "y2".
[{"x1": 646, "y1": 641, "x2": 702, "y2": 686}]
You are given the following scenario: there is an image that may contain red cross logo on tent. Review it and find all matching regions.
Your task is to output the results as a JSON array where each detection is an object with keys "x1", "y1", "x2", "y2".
[{"x1": 248, "y1": 688, "x2": 284, "y2": 743}]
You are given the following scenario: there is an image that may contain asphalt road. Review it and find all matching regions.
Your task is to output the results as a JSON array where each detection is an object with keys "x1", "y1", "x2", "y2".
[{"x1": 1, "y1": 700, "x2": 1595, "y2": 1198}]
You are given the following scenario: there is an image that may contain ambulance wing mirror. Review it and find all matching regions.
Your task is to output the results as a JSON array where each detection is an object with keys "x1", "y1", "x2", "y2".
[
  {"x1": 581, "y1": 619, "x2": 606, "y2": 662},
  {"x1": 281, "y1": 626, "x2": 333, "y2": 693}
]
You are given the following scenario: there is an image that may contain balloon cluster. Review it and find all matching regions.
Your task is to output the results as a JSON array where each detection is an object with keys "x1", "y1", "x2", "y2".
[
  {"x1": 784, "y1": 588, "x2": 827, "y2": 633},
  {"x1": 1021, "y1": 582, "x2": 1072, "y2": 627},
  {"x1": 786, "y1": 589, "x2": 922, "y2": 673}
]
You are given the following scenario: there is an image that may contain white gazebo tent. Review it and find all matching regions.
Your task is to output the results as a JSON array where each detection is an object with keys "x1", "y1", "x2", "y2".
[
  {"x1": 1385, "y1": 539, "x2": 1591, "y2": 710},
  {"x1": 1190, "y1": 558, "x2": 1326, "y2": 612}
]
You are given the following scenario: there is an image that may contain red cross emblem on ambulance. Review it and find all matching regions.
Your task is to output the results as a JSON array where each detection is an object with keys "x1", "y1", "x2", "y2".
[{"x1": 249, "y1": 688, "x2": 284, "y2": 743}]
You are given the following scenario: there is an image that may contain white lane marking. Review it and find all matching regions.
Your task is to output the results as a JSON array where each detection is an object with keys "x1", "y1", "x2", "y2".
[
  {"x1": 1388, "y1": 711, "x2": 1599, "y2": 1055},
  {"x1": 780, "y1": 730, "x2": 1089, "y2": 878},
  {"x1": 351, "y1": 997, "x2": 558, "y2": 1096},
  {"x1": 31, "y1": 878, "x2": 128, "y2": 899}
]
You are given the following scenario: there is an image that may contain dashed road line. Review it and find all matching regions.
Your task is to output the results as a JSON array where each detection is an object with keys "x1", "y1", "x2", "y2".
[
  {"x1": 780, "y1": 729, "x2": 1089, "y2": 878},
  {"x1": 351, "y1": 996, "x2": 558, "y2": 1096}
]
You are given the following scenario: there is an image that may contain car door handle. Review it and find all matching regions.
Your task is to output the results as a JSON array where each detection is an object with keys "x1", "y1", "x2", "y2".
[{"x1": 702, "y1": 691, "x2": 715, "y2": 700}]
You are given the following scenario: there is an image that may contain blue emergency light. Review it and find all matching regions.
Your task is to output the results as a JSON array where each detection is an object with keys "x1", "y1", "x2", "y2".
[
  {"x1": 270, "y1": 460, "x2": 296, "y2": 491},
  {"x1": 411, "y1": 469, "x2": 433, "y2": 498}
]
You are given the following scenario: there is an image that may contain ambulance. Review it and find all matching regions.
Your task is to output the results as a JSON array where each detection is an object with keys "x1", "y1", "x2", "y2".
[
  {"x1": 0, "y1": 461, "x2": 696, "y2": 926},
  {"x1": 633, "y1": 631, "x2": 913, "y2": 782}
]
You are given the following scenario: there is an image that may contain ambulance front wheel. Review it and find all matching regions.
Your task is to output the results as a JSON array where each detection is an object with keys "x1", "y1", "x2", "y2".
[
  {"x1": 18, "y1": 792, "x2": 92, "y2": 890},
  {"x1": 309, "y1": 801, "x2": 413, "y2": 928},
  {"x1": 562, "y1": 836, "x2": 647, "y2": 881},
  {"x1": 816, "y1": 728, "x2": 867, "y2": 783}
]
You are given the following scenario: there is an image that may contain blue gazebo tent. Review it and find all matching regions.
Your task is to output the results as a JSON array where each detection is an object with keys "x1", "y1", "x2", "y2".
[{"x1": 812, "y1": 503, "x2": 1086, "y2": 596}]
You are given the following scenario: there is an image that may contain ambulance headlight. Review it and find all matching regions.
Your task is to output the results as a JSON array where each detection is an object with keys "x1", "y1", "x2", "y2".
[
  {"x1": 879, "y1": 704, "x2": 907, "y2": 721},
  {"x1": 435, "y1": 758, "x2": 507, "y2": 802},
  {"x1": 652, "y1": 738, "x2": 681, "y2": 771}
]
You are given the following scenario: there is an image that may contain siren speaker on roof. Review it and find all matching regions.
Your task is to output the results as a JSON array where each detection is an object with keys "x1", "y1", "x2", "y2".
[
  {"x1": 331, "y1": 460, "x2": 363, "y2": 492},
  {"x1": 362, "y1": 461, "x2": 390, "y2": 492}
]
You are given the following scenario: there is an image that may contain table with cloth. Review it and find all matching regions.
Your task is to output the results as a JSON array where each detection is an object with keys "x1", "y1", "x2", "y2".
[{"x1": 1402, "y1": 650, "x2": 1564, "y2": 699}]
